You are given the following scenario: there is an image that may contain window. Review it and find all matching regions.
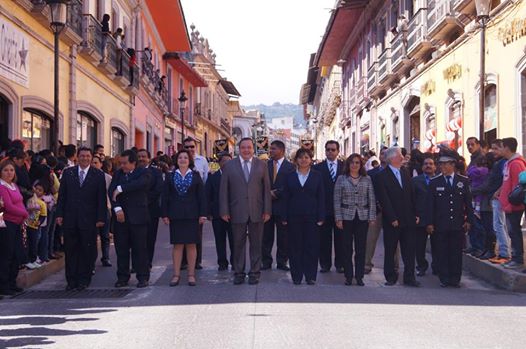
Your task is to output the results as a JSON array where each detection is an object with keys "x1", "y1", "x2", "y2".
[
  {"x1": 111, "y1": 127, "x2": 125, "y2": 156},
  {"x1": 22, "y1": 110, "x2": 52, "y2": 152},
  {"x1": 76, "y1": 112, "x2": 97, "y2": 149},
  {"x1": 484, "y1": 84, "x2": 497, "y2": 136}
]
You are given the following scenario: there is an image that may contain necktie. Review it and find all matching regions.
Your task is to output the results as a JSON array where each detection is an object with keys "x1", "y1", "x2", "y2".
[
  {"x1": 446, "y1": 175, "x2": 452, "y2": 188},
  {"x1": 329, "y1": 162, "x2": 336, "y2": 182},
  {"x1": 243, "y1": 160, "x2": 250, "y2": 182},
  {"x1": 273, "y1": 161, "x2": 278, "y2": 183},
  {"x1": 425, "y1": 175, "x2": 429, "y2": 186},
  {"x1": 79, "y1": 170, "x2": 85, "y2": 186}
]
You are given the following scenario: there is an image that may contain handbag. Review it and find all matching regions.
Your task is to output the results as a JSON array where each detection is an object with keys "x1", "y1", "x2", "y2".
[{"x1": 508, "y1": 183, "x2": 526, "y2": 206}]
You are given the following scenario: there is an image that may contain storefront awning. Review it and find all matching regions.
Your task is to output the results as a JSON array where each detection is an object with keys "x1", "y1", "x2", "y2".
[
  {"x1": 145, "y1": 0, "x2": 191, "y2": 52},
  {"x1": 220, "y1": 79, "x2": 241, "y2": 97}
]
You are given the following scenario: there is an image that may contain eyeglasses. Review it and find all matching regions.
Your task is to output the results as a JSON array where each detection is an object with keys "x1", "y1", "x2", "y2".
[
  {"x1": 325, "y1": 148, "x2": 338, "y2": 152},
  {"x1": 184, "y1": 145, "x2": 195, "y2": 149}
]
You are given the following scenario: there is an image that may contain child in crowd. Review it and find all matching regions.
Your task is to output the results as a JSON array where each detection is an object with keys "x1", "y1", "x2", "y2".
[
  {"x1": 25, "y1": 181, "x2": 47, "y2": 270},
  {"x1": 467, "y1": 156, "x2": 489, "y2": 218}
]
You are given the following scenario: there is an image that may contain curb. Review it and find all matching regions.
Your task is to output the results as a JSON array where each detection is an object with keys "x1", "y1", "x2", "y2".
[
  {"x1": 16, "y1": 254, "x2": 65, "y2": 289},
  {"x1": 463, "y1": 254, "x2": 526, "y2": 293}
]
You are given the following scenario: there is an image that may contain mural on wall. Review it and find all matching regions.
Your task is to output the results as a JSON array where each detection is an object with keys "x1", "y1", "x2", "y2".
[
  {"x1": 442, "y1": 90, "x2": 463, "y2": 155},
  {"x1": 423, "y1": 104, "x2": 437, "y2": 152}
]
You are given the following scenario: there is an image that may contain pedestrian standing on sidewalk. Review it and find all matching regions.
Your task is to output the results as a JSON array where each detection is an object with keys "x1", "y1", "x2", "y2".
[
  {"x1": 282, "y1": 148, "x2": 325, "y2": 285},
  {"x1": 313, "y1": 140, "x2": 344, "y2": 274},
  {"x1": 56, "y1": 147, "x2": 107, "y2": 291},
  {"x1": 427, "y1": 148, "x2": 474, "y2": 288},
  {"x1": 109, "y1": 150, "x2": 151, "y2": 288},
  {"x1": 498, "y1": 138, "x2": 526, "y2": 270},
  {"x1": 0, "y1": 159, "x2": 28, "y2": 296},
  {"x1": 161, "y1": 150, "x2": 207, "y2": 287},
  {"x1": 334, "y1": 153, "x2": 376, "y2": 286},
  {"x1": 206, "y1": 154, "x2": 234, "y2": 271},
  {"x1": 91, "y1": 155, "x2": 112, "y2": 268},
  {"x1": 137, "y1": 149, "x2": 163, "y2": 270}
]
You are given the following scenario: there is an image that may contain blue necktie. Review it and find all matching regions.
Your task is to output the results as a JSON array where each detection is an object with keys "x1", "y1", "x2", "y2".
[{"x1": 329, "y1": 162, "x2": 336, "y2": 182}]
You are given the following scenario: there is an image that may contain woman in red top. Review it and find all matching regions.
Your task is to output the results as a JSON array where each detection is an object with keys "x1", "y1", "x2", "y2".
[{"x1": 0, "y1": 159, "x2": 29, "y2": 296}]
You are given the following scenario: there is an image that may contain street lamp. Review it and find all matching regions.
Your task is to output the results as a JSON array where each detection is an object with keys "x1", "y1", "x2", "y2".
[
  {"x1": 46, "y1": 0, "x2": 69, "y2": 154},
  {"x1": 476, "y1": 0, "x2": 491, "y2": 141},
  {"x1": 178, "y1": 90, "x2": 188, "y2": 147}
]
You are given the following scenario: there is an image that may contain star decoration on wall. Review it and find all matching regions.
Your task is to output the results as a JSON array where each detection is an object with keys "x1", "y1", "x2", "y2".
[{"x1": 19, "y1": 40, "x2": 28, "y2": 71}]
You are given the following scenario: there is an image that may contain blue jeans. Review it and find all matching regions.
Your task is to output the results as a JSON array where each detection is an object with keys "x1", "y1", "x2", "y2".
[
  {"x1": 506, "y1": 211, "x2": 524, "y2": 264},
  {"x1": 492, "y1": 199, "x2": 510, "y2": 258}
]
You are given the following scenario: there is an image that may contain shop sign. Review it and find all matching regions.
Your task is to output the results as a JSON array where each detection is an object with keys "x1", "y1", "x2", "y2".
[
  {"x1": 498, "y1": 17, "x2": 526, "y2": 46},
  {"x1": 0, "y1": 17, "x2": 29, "y2": 87},
  {"x1": 443, "y1": 64, "x2": 462, "y2": 82}
]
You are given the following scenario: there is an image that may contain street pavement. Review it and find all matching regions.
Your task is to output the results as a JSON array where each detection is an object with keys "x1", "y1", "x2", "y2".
[{"x1": 1, "y1": 222, "x2": 526, "y2": 349}]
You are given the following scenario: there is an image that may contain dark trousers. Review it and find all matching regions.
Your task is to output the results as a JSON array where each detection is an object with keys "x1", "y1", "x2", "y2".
[
  {"x1": 262, "y1": 215, "x2": 288, "y2": 267},
  {"x1": 415, "y1": 227, "x2": 438, "y2": 273},
  {"x1": 342, "y1": 216, "x2": 368, "y2": 281},
  {"x1": 231, "y1": 221, "x2": 264, "y2": 276},
  {"x1": 436, "y1": 229, "x2": 464, "y2": 285},
  {"x1": 288, "y1": 216, "x2": 320, "y2": 283},
  {"x1": 212, "y1": 218, "x2": 234, "y2": 267},
  {"x1": 147, "y1": 216, "x2": 160, "y2": 267},
  {"x1": 63, "y1": 226, "x2": 97, "y2": 287},
  {"x1": 0, "y1": 222, "x2": 21, "y2": 291},
  {"x1": 45, "y1": 208, "x2": 57, "y2": 257},
  {"x1": 469, "y1": 215, "x2": 486, "y2": 252},
  {"x1": 95, "y1": 210, "x2": 110, "y2": 265},
  {"x1": 481, "y1": 211, "x2": 496, "y2": 252},
  {"x1": 383, "y1": 225, "x2": 416, "y2": 283},
  {"x1": 506, "y1": 210, "x2": 524, "y2": 263},
  {"x1": 26, "y1": 227, "x2": 41, "y2": 263},
  {"x1": 319, "y1": 216, "x2": 344, "y2": 270},
  {"x1": 114, "y1": 222, "x2": 149, "y2": 282}
]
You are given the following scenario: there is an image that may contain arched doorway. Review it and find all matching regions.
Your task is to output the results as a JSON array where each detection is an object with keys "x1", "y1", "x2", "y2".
[{"x1": 404, "y1": 96, "x2": 420, "y2": 149}]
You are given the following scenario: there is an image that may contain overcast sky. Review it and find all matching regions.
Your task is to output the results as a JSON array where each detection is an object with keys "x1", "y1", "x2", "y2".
[{"x1": 181, "y1": 0, "x2": 335, "y2": 106}]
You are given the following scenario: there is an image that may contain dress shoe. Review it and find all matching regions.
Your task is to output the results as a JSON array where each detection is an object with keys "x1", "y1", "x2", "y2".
[
  {"x1": 248, "y1": 276, "x2": 259, "y2": 285},
  {"x1": 345, "y1": 279, "x2": 352, "y2": 286},
  {"x1": 187, "y1": 275, "x2": 196, "y2": 287},
  {"x1": 416, "y1": 270, "x2": 426, "y2": 277},
  {"x1": 77, "y1": 284, "x2": 88, "y2": 291},
  {"x1": 137, "y1": 280, "x2": 149, "y2": 288},
  {"x1": 306, "y1": 280, "x2": 316, "y2": 285},
  {"x1": 277, "y1": 265, "x2": 290, "y2": 271},
  {"x1": 66, "y1": 284, "x2": 77, "y2": 291},
  {"x1": 114, "y1": 280, "x2": 129, "y2": 288},
  {"x1": 101, "y1": 260, "x2": 112, "y2": 267},
  {"x1": 404, "y1": 280, "x2": 421, "y2": 287},
  {"x1": 356, "y1": 279, "x2": 365, "y2": 286},
  {"x1": 195, "y1": 264, "x2": 203, "y2": 270},
  {"x1": 384, "y1": 280, "x2": 397, "y2": 286},
  {"x1": 320, "y1": 268, "x2": 330, "y2": 273},
  {"x1": 439, "y1": 282, "x2": 448, "y2": 288},
  {"x1": 261, "y1": 264, "x2": 271, "y2": 270},
  {"x1": 336, "y1": 267, "x2": 344, "y2": 274},
  {"x1": 233, "y1": 275, "x2": 245, "y2": 285},
  {"x1": 10, "y1": 286, "x2": 23, "y2": 293},
  {"x1": 169, "y1": 276, "x2": 180, "y2": 287},
  {"x1": 293, "y1": 280, "x2": 301, "y2": 285},
  {"x1": 218, "y1": 265, "x2": 228, "y2": 271}
]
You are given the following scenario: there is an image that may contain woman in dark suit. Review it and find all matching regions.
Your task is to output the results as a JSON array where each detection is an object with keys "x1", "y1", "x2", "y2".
[
  {"x1": 334, "y1": 153, "x2": 376, "y2": 286},
  {"x1": 283, "y1": 148, "x2": 325, "y2": 285},
  {"x1": 161, "y1": 150, "x2": 206, "y2": 287}
]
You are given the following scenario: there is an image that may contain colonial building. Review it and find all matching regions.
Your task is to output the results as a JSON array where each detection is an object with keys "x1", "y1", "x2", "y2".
[{"x1": 303, "y1": 0, "x2": 526, "y2": 157}]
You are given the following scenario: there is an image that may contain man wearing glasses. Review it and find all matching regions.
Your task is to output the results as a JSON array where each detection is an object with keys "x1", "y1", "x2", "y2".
[
  {"x1": 183, "y1": 137, "x2": 209, "y2": 269},
  {"x1": 313, "y1": 140, "x2": 344, "y2": 273}
]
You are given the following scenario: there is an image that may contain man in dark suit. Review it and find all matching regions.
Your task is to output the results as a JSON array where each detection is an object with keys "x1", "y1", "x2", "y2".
[
  {"x1": 56, "y1": 147, "x2": 107, "y2": 291},
  {"x1": 412, "y1": 154, "x2": 437, "y2": 276},
  {"x1": 376, "y1": 146, "x2": 419, "y2": 287},
  {"x1": 137, "y1": 149, "x2": 163, "y2": 269},
  {"x1": 262, "y1": 140, "x2": 295, "y2": 270},
  {"x1": 220, "y1": 138, "x2": 272, "y2": 285},
  {"x1": 206, "y1": 154, "x2": 234, "y2": 271},
  {"x1": 109, "y1": 150, "x2": 151, "y2": 288},
  {"x1": 427, "y1": 149, "x2": 474, "y2": 287},
  {"x1": 313, "y1": 140, "x2": 344, "y2": 273}
]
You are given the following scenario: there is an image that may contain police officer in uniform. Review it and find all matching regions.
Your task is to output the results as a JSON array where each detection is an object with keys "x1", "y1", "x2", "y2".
[{"x1": 426, "y1": 148, "x2": 474, "y2": 288}]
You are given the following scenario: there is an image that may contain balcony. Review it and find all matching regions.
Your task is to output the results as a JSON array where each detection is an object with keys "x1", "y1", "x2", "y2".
[
  {"x1": 80, "y1": 14, "x2": 103, "y2": 64},
  {"x1": 220, "y1": 118, "x2": 231, "y2": 133},
  {"x1": 367, "y1": 62, "x2": 381, "y2": 96},
  {"x1": 378, "y1": 48, "x2": 394, "y2": 84},
  {"x1": 349, "y1": 88, "x2": 356, "y2": 111},
  {"x1": 407, "y1": 9, "x2": 433, "y2": 60},
  {"x1": 453, "y1": 0, "x2": 476, "y2": 15},
  {"x1": 99, "y1": 34, "x2": 118, "y2": 76},
  {"x1": 391, "y1": 33, "x2": 411, "y2": 74},
  {"x1": 354, "y1": 77, "x2": 369, "y2": 112},
  {"x1": 427, "y1": 0, "x2": 460, "y2": 40},
  {"x1": 62, "y1": 0, "x2": 83, "y2": 46}
]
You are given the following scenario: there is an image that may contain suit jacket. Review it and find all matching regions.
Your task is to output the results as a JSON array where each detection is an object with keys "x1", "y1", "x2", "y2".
[
  {"x1": 412, "y1": 174, "x2": 433, "y2": 227},
  {"x1": 108, "y1": 167, "x2": 151, "y2": 225},
  {"x1": 161, "y1": 170, "x2": 206, "y2": 220},
  {"x1": 283, "y1": 170, "x2": 325, "y2": 222},
  {"x1": 205, "y1": 170, "x2": 222, "y2": 219},
  {"x1": 56, "y1": 166, "x2": 107, "y2": 229},
  {"x1": 144, "y1": 166, "x2": 163, "y2": 218},
  {"x1": 427, "y1": 174, "x2": 475, "y2": 231},
  {"x1": 333, "y1": 175, "x2": 376, "y2": 222},
  {"x1": 219, "y1": 157, "x2": 272, "y2": 224},
  {"x1": 268, "y1": 159, "x2": 295, "y2": 217},
  {"x1": 313, "y1": 159, "x2": 344, "y2": 217},
  {"x1": 376, "y1": 166, "x2": 417, "y2": 228}
]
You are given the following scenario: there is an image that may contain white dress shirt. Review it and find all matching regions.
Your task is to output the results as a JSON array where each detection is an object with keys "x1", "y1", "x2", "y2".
[
  {"x1": 240, "y1": 157, "x2": 253, "y2": 174},
  {"x1": 297, "y1": 170, "x2": 310, "y2": 187},
  {"x1": 78, "y1": 165, "x2": 90, "y2": 178},
  {"x1": 274, "y1": 157, "x2": 284, "y2": 173}
]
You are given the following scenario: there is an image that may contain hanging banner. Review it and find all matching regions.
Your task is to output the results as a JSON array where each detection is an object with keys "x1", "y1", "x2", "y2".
[
  {"x1": 0, "y1": 16, "x2": 29, "y2": 87},
  {"x1": 256, "y1": 136, "x2": 269, "y2": 155},
  {"x1": 214, "y1": 139, "x2": 229, "y2": 157}
]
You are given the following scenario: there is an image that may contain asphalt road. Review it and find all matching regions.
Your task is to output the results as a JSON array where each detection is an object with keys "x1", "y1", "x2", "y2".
[{"x1": 1, "y1": 221, "x2": 526, "y2": 349}]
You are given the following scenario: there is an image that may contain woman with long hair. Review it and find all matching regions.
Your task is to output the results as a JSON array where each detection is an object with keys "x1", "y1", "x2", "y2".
[
  {"x1": 161, "y1": 150, "x2": 206, "y2": 286},
  {"x1": 334, "y1": 154, "x2": 376, "y2": 286}
]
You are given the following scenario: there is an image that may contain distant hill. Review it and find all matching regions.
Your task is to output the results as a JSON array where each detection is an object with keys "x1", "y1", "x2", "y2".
[{"x1": 242, "y1": 102, "x2": 305, "y2": 128}]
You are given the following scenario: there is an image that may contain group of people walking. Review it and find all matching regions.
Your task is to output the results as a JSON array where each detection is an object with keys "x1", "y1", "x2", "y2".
[{"x1": 1, "y1": 134, "x2": 524, "y2": 296}]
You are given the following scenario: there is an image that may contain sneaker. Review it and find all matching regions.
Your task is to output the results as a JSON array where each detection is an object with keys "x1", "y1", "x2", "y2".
[
  {"x1": 489, "y1": 256, "x2": 510, "y2": 264},
  {"x1": 33, "y1": 262, "x2": 42, "y2": 268},
  {"x1": 502, "y1": 261, "x2": 524, "y2": 269},
  {"x1": 25, "y1": 262, "x2": 37, "y2": 270}
]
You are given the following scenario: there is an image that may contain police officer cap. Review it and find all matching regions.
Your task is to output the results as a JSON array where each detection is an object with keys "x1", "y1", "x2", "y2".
[{"x1": 438, "y1": 147, "x2": 459, "y2": 163}]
